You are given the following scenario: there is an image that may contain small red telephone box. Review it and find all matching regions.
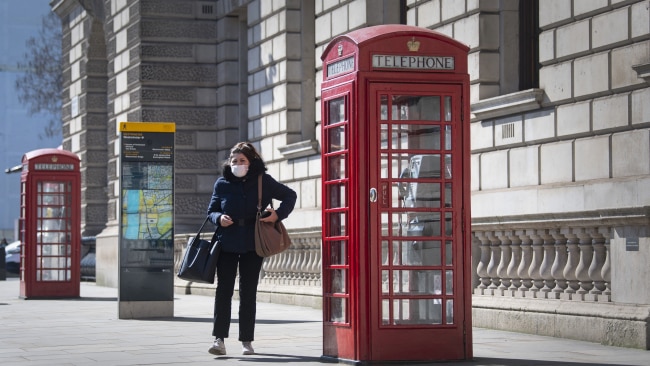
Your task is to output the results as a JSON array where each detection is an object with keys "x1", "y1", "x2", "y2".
[
  {"x1": 320, "y1": 25, "x2": 471, "y2": 363},
  {"x1": 19, "y1": 148, "x2": 81, "y2": 298}
]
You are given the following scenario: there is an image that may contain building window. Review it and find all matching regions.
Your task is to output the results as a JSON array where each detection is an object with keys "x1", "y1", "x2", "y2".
[{"x1": 519, "y1": 0, "x2": 539, "y2": 90}]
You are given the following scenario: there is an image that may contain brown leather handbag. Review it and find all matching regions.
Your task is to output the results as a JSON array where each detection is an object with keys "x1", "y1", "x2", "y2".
[{"x1": 254, "y1": 174, "x2": 291, "y2": 257}]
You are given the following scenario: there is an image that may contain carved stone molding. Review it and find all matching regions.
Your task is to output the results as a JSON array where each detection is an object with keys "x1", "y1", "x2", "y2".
[
  {"x1": 471, "y1": 88, "x2": 544, "y2": 121},
  {"x1": 632, "y1": 63, "x2": 650, "y2": 83},
  {"x1": 278, "y1": 140, "x2": 320, "y2": 160}
]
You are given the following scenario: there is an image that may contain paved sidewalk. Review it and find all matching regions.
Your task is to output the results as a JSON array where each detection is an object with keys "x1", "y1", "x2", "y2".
[{"x1": 0, "y1": 277, "x2": 648, "y2": 366}]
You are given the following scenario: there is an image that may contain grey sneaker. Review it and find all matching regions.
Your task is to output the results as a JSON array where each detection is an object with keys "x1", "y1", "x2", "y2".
[
  {"x1": 242, "y1": 341, "x2": 255, "y2": 355},
  {"x1": 208, "y1": 338, "x2": 226, "y2": 355}
]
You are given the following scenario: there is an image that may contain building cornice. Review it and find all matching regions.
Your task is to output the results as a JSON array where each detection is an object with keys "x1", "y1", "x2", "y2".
[
  {"x1": 50, "y1": 0, "x2": 76, "y2": 17},
  {"x1": 470, "y1": 88, "x2": 544, "y2": 122},
  {"x1": 278, "y1": 140, "x2": 320, "y2": 160},
  {"x1": 632, "y1": 63, "x2": 650, "y2": 83}
]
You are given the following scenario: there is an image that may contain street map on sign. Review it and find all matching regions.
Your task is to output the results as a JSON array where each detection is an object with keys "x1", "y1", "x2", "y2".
[{"x1": 121, "y1": 163, "x2": 173, "y2": 240}]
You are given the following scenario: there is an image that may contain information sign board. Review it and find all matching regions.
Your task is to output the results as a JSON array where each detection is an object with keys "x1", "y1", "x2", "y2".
[{"x1": 118, "y1": 122, "x2": 175, "y2": 305}]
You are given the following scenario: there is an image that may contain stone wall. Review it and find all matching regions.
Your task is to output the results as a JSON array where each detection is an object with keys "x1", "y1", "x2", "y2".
[
  {"x1": 467, "y1": 0, "x2": 649, "y2": 307},
  {"x1": 471, "y1": 0, "x2": 649, "y2": 213}
]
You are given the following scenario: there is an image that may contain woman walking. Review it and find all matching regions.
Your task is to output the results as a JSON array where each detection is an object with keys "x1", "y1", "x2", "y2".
[{"x1": 206, "y1": 142, "x2": 297, "y2": 356}]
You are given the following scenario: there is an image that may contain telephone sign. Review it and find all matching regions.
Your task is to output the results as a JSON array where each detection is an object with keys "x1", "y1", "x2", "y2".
[
  {"x1": 371, "y1": 54, "x2": 455, "y2": 70},
  {"x1": 320, "y1": 25, "x2": 471, "y2": 363}
]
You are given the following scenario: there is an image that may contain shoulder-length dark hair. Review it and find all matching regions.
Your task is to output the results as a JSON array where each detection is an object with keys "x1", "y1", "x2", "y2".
[{"x1": 223, "y1": 142, "x2": 262, "y2": 168}]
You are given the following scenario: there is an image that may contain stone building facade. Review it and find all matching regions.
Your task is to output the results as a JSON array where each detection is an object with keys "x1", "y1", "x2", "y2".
[{"x1": 50, "y1": 0, "x2": 649, "y2": 349}]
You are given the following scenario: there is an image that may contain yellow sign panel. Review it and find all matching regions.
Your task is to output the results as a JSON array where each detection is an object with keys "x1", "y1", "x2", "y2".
[{"x1": 119, "y1": 122, "x2": 176, "y2": 133}]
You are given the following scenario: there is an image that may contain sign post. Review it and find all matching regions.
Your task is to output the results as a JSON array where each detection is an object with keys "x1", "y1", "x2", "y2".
[{"x1": 118, "y1": 122, "x2": 175, "y2": 319}]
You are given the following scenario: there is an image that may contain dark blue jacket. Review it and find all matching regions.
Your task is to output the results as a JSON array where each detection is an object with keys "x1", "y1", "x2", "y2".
[{"x1": 206, "y1": 159, "x2": 297, "y2": 253}]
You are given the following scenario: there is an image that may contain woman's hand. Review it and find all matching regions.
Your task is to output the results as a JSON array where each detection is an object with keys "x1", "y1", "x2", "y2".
[
  {"x1": 220, "y1": 214, "x2": 233, "y2": 227},
  {"x1": 259, "y1": 209, "x2": 278, "y2": 223}
]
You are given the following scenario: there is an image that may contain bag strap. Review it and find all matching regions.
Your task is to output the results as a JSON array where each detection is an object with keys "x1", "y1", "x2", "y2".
[
  {"x1": 198, "y1": 216, "x2": 220, "y2": 242},
  {"x1": 257, "y1": 174, "x2": 275, "y2": 214},
  {"x1": 257, "y1": 174, "x2": 263, "y2": 213},
  {"x1": 197, "y1": 216, "x2": 210, "y2": 233},
  {"x1": 191, "y1": 216, "x2": 212, "y2": 243},
  {"x1": 210, "y1": 226, "x2": 219, "y2": 244}
]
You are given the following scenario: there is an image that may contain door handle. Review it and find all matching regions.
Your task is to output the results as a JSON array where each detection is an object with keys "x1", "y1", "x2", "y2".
[{"x1": 369, "y1": 188, "x2": 377, "y2": 203}]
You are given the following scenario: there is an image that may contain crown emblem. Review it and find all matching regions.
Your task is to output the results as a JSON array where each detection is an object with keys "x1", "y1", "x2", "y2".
[
  {"x1": 337, "y1": 44, "x2": 343, "y2": 56},
  {"x1": 51, "y1": 156, "x2": 58, "y2": 163},
  {"x1": 407, "y1": 37, "x2": 420, "y2": 52}
]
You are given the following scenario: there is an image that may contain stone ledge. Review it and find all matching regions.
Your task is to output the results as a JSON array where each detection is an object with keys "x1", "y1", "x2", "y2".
[
  {"x1": 174, "y1": 281, "x2": 323, "y2": 309},
  {"x1": 471, "y1": 207, "x2": 650, "y2": 230},
  {"x1": 473, "y1": 296, "x2": 650, "y2": 349},
  {"x1": 471, "y1": 88, "x2": 544, "y2": 121},
  {"x1": 216, "y1": 0, "x2": 249, "y2": 17},
  {"x1": 278, "y1": 140, "x2": 320, "y2": 160},
  {"x1": 632, "y1": 63, "x2": 650, "y2": 82},
  {"x1": 257, "y1": 283, "x2": 322, "y2": 309}
]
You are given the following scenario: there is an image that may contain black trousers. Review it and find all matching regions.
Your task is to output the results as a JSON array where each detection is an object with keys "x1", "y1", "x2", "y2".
[{"x1": 212, "y1": 250, "x2": 264, "y2": 342}]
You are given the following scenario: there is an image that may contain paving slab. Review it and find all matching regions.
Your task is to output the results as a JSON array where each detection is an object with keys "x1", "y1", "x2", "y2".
[{"x1": 0, "y1": 278, "x2": 648, "y2": 366}]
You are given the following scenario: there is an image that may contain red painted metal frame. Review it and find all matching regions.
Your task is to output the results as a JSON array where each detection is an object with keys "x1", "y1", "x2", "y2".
[
  {"x1": 321, "y1": 81, "x2": 360, "y2": 359},
  {"x1": 366, "y1": 82, "x2": 467, "y2": 361},
  {"x1": 19, "y1": 148, "x2": 81, "y2": 298},
  {"x1": 321, "y1": 25, "x2": 471, "y2": 363}
]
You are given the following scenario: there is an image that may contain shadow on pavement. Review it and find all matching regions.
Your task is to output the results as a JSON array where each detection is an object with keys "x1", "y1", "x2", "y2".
[
  {"x1": 256, "y1": 318, "x2": 322, "y2": 325},
  {"x1": 138, "y1": 317, "x2": 320, "y2": 325},
  {"x1": 204, "y1": 355, "x2": 639, "y2": 365},
  {"x1": 211, "y1": 354, "x2": 330, "y2": 364},
  {"x1": 139, "y1": 316, "x2": 213, "y2": 323},
  {"x1": 342, "y1": 358, "x2": 642, "y2": 366},
  {"x1": 19, "y1": 296, "x2": 117, "y2": 301},
  {"x1": 75, "y1": 296, "x2": 118, "y2": 301}
]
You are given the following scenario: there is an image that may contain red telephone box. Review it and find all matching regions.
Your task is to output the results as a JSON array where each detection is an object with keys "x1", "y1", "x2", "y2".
[
  {"x1": 320, "y1": 25, "x2": 471, "y2": 363},
  {"x1": 19, "y1": 148, "x2": 81, "y2": 298}
]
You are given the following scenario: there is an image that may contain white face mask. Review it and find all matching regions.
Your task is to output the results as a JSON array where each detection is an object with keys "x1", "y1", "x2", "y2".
[{"x1": 231, "y1": 164, "x2": 248, "y2": 178}]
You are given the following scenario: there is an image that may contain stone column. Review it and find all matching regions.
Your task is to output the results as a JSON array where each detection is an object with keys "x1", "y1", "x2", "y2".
[
  {"x1": 474, "y1": 231, "x2": 491, "y2": 294},
  {"x1": 516, "y1": 231, "x2": 533, "y2": 297},
  {"x1": 52, "y1": 0, "x2": 108, "y2": 237},
  {"x1": 496, "y1": 231, "x2": 512, "y2": 294},
  {"x1": 539, "y1": 230, "x2": 557, "y2": 296},
  {"x1": 550, "y1": 230, "x2": 568, "y2": 298},
  {"x1": 486, "y1": 232, "x2": 502, "y2": 293},
  {"x1": 587, "y1": 229, "x2": 608, "y2": 300},
  {"x1": 562, "y1": 231, "x2": 581, "y2": 300},
  {"x1": 528, "y1": 230, "x2": 544, "y2": 296},
  {"x1": 507, "y1": 231, "x2": 523, "y2": 295},
  {"x1": 575, "y1": 230, "x2": 595, "y2": 298}
]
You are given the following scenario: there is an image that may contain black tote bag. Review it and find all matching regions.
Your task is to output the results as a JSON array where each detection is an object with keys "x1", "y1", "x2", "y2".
[{"x1": 177, "y1": 217, "x2": 220, "y2": 284}]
